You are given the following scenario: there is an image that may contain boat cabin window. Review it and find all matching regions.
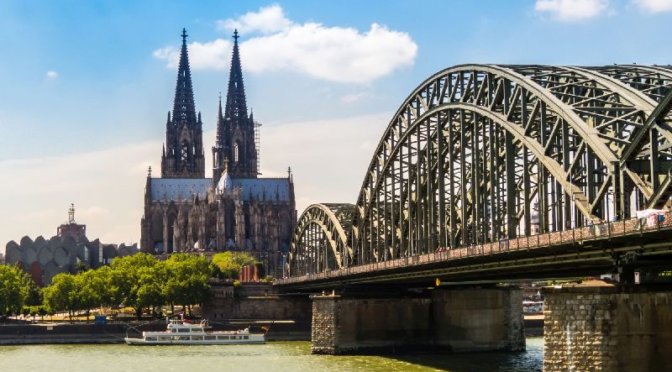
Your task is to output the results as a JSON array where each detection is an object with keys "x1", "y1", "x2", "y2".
[
  {"x1": 243, "y1": 336, "x2": 248, "y2": 340},
  {"x1": 178, "y1": 328, "x2": 189, "y2": 333},
  {"x1": 205, "y1": 336, "x2": 216, "y2": 340}
]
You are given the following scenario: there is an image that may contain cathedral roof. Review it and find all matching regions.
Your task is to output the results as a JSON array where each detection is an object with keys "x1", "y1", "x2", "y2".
[
  {"x1": 150, "y1": 177, "x2": 291, "y2": 203},
  {"x1": 150, "y1": 178, "x2": 211, "y2": 201},
  {"x1": 230, "y1": 178, "x2": 292, "y2": 202},
  {"x1": 216, "y1": 175, "x2": 292, "y2": 202}
]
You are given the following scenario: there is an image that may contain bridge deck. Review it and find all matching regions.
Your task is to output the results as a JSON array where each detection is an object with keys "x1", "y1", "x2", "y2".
[{"x1": 278, "y1": 212, "x2": 672, "y2": 288}]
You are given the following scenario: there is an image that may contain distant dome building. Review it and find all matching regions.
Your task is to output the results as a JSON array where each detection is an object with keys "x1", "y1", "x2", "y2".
[{"x1": 4, "y1": 204, "x2": 138, "y2": 286}]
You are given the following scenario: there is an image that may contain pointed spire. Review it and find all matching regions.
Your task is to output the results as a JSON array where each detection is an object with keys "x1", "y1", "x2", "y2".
[
  {"x1": 162, "y1": 28, "x2": 205, "y2": 178},
  {"x1": 224, "y1": 29, "x2": 248, "y2": 122},
  {"x1": 172, "y1": 28, "x2": 197, "y2": 127},
  {"x1": 218, "y1": 92, "x2": 223, "y2": 118}
]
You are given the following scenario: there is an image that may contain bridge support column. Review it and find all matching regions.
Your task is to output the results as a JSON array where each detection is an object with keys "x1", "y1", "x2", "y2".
[
  {"x1": 543, "y1": 285, "x2": 672, "y2": 372},
  {"x1": 310, "y1": 287, "x2": 524, "y2": 354},
  {"x1": 310, "y1": 292, "x2": 431, "y2": 354},
  {"x1": 431, "y1": 287, "x2": 525, "y2": 352}
]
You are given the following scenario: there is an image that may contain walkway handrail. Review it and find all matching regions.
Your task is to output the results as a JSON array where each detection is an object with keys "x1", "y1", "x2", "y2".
[{"x1": 280, "y1": 211, "x2": 672, "y2": 284}]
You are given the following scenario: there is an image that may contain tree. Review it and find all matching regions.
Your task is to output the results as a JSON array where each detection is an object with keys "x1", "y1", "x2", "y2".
[
  {"x1": 136, "y1": 262, "x2": 167, "y2": 317},
  {"x1": 75, "y1": 270, "x2": 104, "y2": 321},
  {"x1": 211, "y1": 251, "x2": 258, "y2": 279},
  {"x1": 0, "y1": 265, "x2": 34, "y2": 316},
  {"x1": 43, "y1": 273, "x2": 78, "y2": 320},
  {"x1": 109, "y1": 253, "x2": 160, "y2": 319},
  {"x1": 163, "y1": 254, "x2": 211, "y2": 316}
]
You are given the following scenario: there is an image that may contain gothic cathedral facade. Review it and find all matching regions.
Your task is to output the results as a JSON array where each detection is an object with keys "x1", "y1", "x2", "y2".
[{"x1": 141, "y1": 29, "x2": 296, "y2": 277}]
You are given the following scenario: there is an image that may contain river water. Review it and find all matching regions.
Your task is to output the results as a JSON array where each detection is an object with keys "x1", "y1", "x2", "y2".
[{"x1": 0, "y1": 338, "x2": 543, "y2": 371}]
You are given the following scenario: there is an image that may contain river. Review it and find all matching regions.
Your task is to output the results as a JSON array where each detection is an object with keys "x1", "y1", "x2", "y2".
[{"x1": 0, "y1": 338, "x2": 543, "y2": 371}]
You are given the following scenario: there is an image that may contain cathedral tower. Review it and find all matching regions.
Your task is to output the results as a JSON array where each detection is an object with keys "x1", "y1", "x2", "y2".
[
  {"x1": 213, "y1": 30, "x2": 258, "y2": 184},
  {"x1": 162, "y1": 28, "x2": 205, "y2": 178}
]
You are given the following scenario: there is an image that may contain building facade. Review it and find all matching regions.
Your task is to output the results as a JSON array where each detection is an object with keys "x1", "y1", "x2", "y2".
[
  {"x1": 141, "y1": 29, "x2": 296, "y2": 276},
  {"x1": 5, "y1": 204, "x2": 138, "y2": 286}
]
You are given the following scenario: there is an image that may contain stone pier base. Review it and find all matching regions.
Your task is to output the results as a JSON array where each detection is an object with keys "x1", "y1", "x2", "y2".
[
  {"x1": 310, "y1": 287, "x2": 524, "y2": 354},
  {"x1": 543, "y1": 285, "x2": 672, "y2": 372},
  {"x1": 431, "y1": 288, "x2": 525, "y2": 352},
  {"x1": 311, "y1": 294, "x2": 431, "y2": 354}
]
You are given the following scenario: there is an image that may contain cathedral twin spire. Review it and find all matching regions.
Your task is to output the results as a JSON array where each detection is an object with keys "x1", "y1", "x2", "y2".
[
  {"x1": 173, "y1": 29, "x2": 198, "y2": 127},
  {"x1": 161, "y1": 28, "x2": 257, "y2": 182},
  {"x1": 223, "y1": 30, "x2": 248, "y2": 124},
  {"x1": 213, "y1": 29, "x2": 258, "y2": 182},
  {"x1": 162, "y1": 28, "x2": 205, "y2": 178}
]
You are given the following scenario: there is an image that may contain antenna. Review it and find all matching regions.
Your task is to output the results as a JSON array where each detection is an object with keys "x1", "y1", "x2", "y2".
[{"x1": 68, "y1": 203, "x2": 76, "y2": 224}]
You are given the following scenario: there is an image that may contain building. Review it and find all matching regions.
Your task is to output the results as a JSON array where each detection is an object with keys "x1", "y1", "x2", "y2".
[
  {"x1": 141, "y1": 29, "x2": 296, "y2": 277},
  {"x1": 4, "y1": 204, "x2": 138, "y2": 286}
]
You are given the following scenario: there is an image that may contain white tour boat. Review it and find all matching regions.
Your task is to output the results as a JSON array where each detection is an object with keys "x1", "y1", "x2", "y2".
[{"x1": 124, "y1": 318, "x2": 265, "y2": 345}]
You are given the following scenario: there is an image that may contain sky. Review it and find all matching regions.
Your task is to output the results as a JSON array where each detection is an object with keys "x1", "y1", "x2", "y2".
[{"x1": 1, "y1": 0, "x2": 672, "y2": 252}]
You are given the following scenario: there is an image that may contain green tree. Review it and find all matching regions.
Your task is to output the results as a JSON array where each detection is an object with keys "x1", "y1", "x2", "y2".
[
  {"x1": 211, "y1": 251, "x2": 258, "y2": 279},
  {"x1": 43, "y1": 273, "x2": 78, "y2": 320},
  {"x1": 163, "y1": 254, "x2": 211, "y2": 316},
  {"x1": 0, "y1": 265, "x2": 34, "y2": 316},
  {"x1": 136, "y1": 262, "x2": 167, "y2": 317},
  {"x1": 75, "y1": 270, "x2": 104, "y2": 321},
  {"x1": 109, "y1": 253, "x2": 160, "y2": 319}
]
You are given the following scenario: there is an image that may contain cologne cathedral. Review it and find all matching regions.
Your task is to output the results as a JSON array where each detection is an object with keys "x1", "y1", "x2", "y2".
[{"x1": 141, "y1": 29, "x2": 296, "y2": 276}]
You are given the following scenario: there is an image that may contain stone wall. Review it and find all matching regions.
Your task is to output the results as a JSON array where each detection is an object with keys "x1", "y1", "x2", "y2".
[
  {"x1": 431, "y1": 287, "x2": 525, "y2": 352},
  {"x1": 203, "y1": 283, "x2": 311, "y2": 322},
  {"x1": 543, "y1": 286, "x2": 672, "y2": 371},
  {"x1": 203, "y1": 295, "x2": 311, "y2": 321}
]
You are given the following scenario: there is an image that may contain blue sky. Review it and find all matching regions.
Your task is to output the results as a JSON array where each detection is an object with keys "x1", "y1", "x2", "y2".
[{"x1": 1, "y1": 0, "x2": 671, "y2": 250}]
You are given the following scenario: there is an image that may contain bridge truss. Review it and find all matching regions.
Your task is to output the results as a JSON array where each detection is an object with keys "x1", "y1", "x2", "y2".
[{"x1": 289, "y1": 64, "x2": 672, "y2": 277}]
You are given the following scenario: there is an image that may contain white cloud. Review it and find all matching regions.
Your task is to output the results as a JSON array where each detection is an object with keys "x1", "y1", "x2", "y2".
[
  {"x1": 340, "y1": 91, "x2": 370, "y2": 104},
  {"x1": 535, "y1": 0, "x2": 609, "y2": 21},
  {"x1": 632, "y1": 0, "x2": 672, "y2": 12},
  {"x1": 152, "y1": 39, "x2": 232, "y2": 71},
  {"x1": 153, "y1": 5, "x2": 417, "y2": 83},
  {"x1": 45, "y1": 70, "x2": 58, "y2": 80},
  {"x1": 217, "y1": 4, "x2": 292, "y2": 35}
]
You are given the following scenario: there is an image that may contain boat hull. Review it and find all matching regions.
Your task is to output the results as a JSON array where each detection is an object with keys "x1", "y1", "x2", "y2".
[{"x1": 124, "y1": 337, "x2": 265, "y2": 345}]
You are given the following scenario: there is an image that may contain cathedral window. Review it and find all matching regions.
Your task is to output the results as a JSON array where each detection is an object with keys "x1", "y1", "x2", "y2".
[
  {"x1": 234, "y1": 143, "x2": 239, "y2": 163},
  {"x1": 181, "y1": 141, "x2": 189, "y2": 162}
]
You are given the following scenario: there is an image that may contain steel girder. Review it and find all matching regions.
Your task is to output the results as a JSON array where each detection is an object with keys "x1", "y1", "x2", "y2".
[
  {"x1": 288, "y1": 64, "x2": 672, "y2": 274},
  {"x1": 288, "y1": 203, "x2": 354, "y2": 276}
]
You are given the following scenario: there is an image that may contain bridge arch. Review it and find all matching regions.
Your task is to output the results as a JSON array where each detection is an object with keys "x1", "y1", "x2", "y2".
[
  {"x1": 289, "y1": 203, "x2": 354, "y2": 276},
  {"x1": 289, "y1": 64, "x2": 672, "y2": 271}
]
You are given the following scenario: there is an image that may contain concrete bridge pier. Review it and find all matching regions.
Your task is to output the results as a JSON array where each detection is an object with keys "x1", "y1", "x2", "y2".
[
  {"x1": 310, "y1": 286, "x2": 525, "y2": 354},
  {"x1": 543, "y1": 284, "x2": 672, "y2": 371}
]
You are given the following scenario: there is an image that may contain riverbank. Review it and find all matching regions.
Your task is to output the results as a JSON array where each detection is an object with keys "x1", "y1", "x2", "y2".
[
  {"x1": 0, "y1": 320, "x2": 310, "y2": 345},
  {"x1": 1, "y1": 317, "x2": 537, "y2": 345}
]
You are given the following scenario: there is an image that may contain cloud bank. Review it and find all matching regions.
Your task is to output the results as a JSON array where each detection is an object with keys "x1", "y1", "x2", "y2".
[
  {"x1": 0, "y1": 113, "x2": 390, "y2": 252},
  {"x1": 632, "y1": 0, "x2": 672, "y2": 12},
  {"x1": 535, "y1": 0, "x2": 609, "y2": 21},
  {"x1": 153, "y1": 5, "x2": 417, "y2": 84}
]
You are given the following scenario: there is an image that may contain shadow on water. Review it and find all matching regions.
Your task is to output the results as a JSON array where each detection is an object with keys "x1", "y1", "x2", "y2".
[{"x1": 355, "y1": 337, "x2": 544, "y2": 372}]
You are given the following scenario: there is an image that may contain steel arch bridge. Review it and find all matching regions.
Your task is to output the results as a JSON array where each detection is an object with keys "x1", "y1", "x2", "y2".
[{"x1": 289, "y1": 64, "x2": 672, "y2": 277}]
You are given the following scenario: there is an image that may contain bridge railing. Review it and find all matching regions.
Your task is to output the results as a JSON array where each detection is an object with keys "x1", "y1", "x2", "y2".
[{"x1": 281, "y1": 211, "x2": 672, "y2": 283}]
